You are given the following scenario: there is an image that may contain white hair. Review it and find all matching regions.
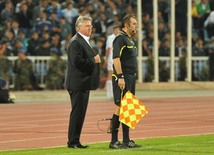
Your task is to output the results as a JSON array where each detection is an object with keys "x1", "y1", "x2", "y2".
[{"x1": 75, "y1": 15, "x2": 92, "y2": 30}]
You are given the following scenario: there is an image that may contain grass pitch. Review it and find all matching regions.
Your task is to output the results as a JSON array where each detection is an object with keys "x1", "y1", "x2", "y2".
[{"x1": 0, "y1": 134, "x2": 213, "y2": 155}]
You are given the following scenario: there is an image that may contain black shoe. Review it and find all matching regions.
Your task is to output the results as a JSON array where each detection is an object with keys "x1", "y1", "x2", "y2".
[
  {"x1": 123, "y1": 140, "x2": 141, "y2": 148},
  {"x1": 68, "y1": 144, "x2": 89, "y2": 149},
  {"x1": 109, "y1": 141, "x2": 124, "y2": 149}
]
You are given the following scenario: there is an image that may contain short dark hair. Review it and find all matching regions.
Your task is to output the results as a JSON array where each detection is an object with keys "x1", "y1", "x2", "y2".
[{"x1": 121, "y1": 14, "x2": 136, "y2": 28}]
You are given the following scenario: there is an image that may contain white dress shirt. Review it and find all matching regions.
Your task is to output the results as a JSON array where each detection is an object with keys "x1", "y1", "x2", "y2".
[{"x1": 78, "y1": 32, "x2": 91, "y2": 47}]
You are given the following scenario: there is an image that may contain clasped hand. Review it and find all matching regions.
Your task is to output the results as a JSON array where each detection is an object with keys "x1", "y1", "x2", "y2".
[{"x1": 94, "y1": 54, "x2": 101, "y2": 63}]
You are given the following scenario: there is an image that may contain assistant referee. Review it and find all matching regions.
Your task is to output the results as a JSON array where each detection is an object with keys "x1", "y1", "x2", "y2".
[{"x1": 109, "y1": 14, "x2": 140, "y2": 149}]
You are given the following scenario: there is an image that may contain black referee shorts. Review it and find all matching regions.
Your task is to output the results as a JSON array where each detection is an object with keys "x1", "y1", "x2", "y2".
[{"x1": 112, "y1": 73, "x2": 136, "y2": 106}]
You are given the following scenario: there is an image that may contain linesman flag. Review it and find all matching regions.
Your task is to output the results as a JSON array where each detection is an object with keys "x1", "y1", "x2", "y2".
[{"x1": 119, "y1": 91, "x2": 149, "y2": 129}]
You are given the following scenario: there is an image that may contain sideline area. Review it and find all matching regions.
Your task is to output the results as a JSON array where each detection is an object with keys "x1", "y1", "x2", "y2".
[
  {"x1": 10, "y1": 82, "x2": 214, "y2": 104},
  {"x1": 0, "y1": 82, "x2": 213, "y2": 151}
]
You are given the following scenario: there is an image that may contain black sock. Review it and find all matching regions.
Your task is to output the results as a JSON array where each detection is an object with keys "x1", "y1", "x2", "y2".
[
  {"x1": 122, "y1": 123, "x2": 130, "y2": 143},
  {"x1": 111, "y1": 114, "x2": 120, "y2": 143}
]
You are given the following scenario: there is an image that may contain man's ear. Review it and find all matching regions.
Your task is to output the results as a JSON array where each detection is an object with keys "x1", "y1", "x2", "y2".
[
  {"x1": 124, "y1": 22, "x2": 129, "y2": 29},
  {"x1": 76, "y1": 26, "x2": 80, "y2": 31}
]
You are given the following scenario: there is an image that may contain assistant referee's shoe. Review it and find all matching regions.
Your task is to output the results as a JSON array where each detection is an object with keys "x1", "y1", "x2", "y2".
[
  {"x1": 109, "y1": 141, "x2": 123, "y2": 149},
  {"x1": 123, "y1": 140, "x2": 142, "y2": 148}
]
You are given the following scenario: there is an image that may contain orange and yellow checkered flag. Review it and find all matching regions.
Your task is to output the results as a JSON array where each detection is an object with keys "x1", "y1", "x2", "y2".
[{"x1": 119, "y1": 91, "x2": 149, "y2": 129}]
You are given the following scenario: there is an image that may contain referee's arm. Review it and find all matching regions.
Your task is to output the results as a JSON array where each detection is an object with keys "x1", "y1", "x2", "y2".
[
  {"x1": 113, "y1": 57, "x2": 123, "y2": 75},
  {"x1": 113, "y1": 57, "x2": 125, "y2": 90}
]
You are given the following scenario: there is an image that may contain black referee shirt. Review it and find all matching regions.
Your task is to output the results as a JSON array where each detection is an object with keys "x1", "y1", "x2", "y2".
[{"x1": 113, "y1": 30, "x2": 137, "y2": 74}]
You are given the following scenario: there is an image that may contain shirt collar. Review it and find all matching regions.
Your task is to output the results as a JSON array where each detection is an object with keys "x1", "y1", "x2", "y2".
[{"x1": 78, "y1": 32, "x2": 90, "y2": 45}]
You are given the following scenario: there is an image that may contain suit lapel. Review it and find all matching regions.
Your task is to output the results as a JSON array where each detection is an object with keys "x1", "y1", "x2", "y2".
[{"x1": 76, "y1": 33, "x2": 96, "y2": 55}]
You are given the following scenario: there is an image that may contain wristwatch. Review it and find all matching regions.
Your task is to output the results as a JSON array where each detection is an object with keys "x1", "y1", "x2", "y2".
[{"x1": 118, "y1": 73, "x2": 124, "y2": 79}]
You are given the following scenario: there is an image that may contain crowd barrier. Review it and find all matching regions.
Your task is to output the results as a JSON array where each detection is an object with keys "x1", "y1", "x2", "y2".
[{"x1": 7, "y1": 56, "x2": 209, "y2": 88}]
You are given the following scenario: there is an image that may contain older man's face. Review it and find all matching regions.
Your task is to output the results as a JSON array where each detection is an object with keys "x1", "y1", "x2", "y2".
[{"x1": 77, "y1": 20, "x2": 93, "y2": 37}]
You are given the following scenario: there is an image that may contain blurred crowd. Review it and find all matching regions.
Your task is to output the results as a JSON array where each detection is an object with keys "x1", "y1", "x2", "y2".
[
  {"x1": 0, "y1": 0, "x2": 214, "y2": 91},
  {"x1": 142, "y1": 0, "x2": 214, "y2": 82},
  {"x1": 0, "y1": 0, "x2": 136, "y2": 57}
]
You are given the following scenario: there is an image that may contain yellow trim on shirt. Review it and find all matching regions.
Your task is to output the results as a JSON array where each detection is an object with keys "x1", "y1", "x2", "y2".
[{"x1": 119, "y1": 45, "x2": 126, "y2": 56}]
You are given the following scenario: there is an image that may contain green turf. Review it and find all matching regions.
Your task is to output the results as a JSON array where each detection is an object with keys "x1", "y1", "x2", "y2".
[{"x1": 0, "y1": 134, "x2": 213, "y2": 155}]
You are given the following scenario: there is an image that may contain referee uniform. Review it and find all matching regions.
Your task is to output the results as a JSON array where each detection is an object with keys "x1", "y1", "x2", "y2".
[
  {"x1": 112, "y1": 30, "x2": 137, "y2": 105},
  {"x1": 109, "y1": 14, "x2": 139, "y2": 149}
]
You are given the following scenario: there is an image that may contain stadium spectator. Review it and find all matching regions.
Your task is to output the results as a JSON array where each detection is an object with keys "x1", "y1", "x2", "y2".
[
  {"x1": 40, "y1": 30, "x2": 51, "y2": 43},
  {"x1": 157, "y1": 10, "x2": 165, "y2": 24},
  {"x1": 104, "y1": 24, "x2": 120, "y2": 98},
  {"x1": 158, "y1": 0, "x2": 169, "y2": 23},
  {"x1": 175, "y1": 0, "x2": 187, "y2": 36},
  {"x1": 93, "y1": 37, "x2": 106, "y2": 88},
  {"x1": 106, "y1": 0, "x2": 121, "y2": 19},
  {"x1": 0, "y1": 19, "x2": 12, "y2": 37},
  {"x1": 13, "y1": 51, "x2": 34, "y2": 90},
  {"x1": 25, "y1": 0, "x2": 37, "y2": 15},
  {"x1": 73, "y1": 0, "x2": 89, "y2": 8},
  {"x1": 10, "y1": 19, "x2": 22, "y2": 39},
  {"x1": 34, "y1": 11, "x2": 52, "y2": 36},
  {"x1": 16, "y1": 3, "x2": 32, "y2": 36},
  {"x1": 1, "y1": 0, "x2": 14, "y2": 23},
  {"x1": 120, "y1": 4, "x2": 136, "y2": 19},
  {"x1": 192, "y1": 37, "x2": 206, "y2": 56},
  {"x1": 27, "y1": 31, "x2": 40, "y2": 56},
  {"x1": 175, "y1": 31, "x2": 182, "y2": 42},
  {"x1": 46, "y1": 0, "x2": 63, "y2": 20},
  {"x1": 159, "y1": 60, "x2": 169, "y2": 82},
  {"x1": 175, "y1": 38, "x2": 187, "y2": 57},
  {"x1": 142, "y1": 39, "x2": 152, "y2": 56},
  {"x1": 49, "y1": 11, "x2": 60, "y2": 27},
  {"x1": 35, "y1": 40, "x2": 50, "y2": 56},
  {"x1": 50, "y1": 34, "x2": 61, "y2": 55},
  {"x1": 15, "y1": 0, "x2": 26, "y2": 13},
  {"x1": 32, "y1": 0, "x2": 48, "y2": 23},
  {"x1": 195, "y1": 0, "x2": 211, "y2": 29},
  {"x1": 147, "y1": 30, "x2": 154, "y2": 47},
  {"x1": 60, "y1": 33, "x2": 72, "y2": 56},
  {"x1": 159, "y1": 39, "x2": 170, "y2": 56},
  {"x1": 0, "y1": 39, "x2": 13, "y2": 84},
  {"x1": 142, "y1": 0, "x2": 153, "y2": 18},
  {"x1": 17, "y1": 31, "x2": 28, "y2": 53},
  {"x1": 61, "y1": 1, "x2": 79, "y2": 24},
  {"x1": 93, "y1": 12, "x2": 108, "y2": 37},
  {"x1": 192, "y1": 0, "x2": 201, "y2": 29},
  {"x1": 142, "y1": 13, "x2": 152, "y2": 33},
  {"x1": 90, "y1": 0, "x2": 103, "y2": 11},
  {"x1": 164, "y1": 31, "x2": 170, "y2": 40},
  {"x1": 178, "y1": 48, "x2": 187, "y2": 81},
  {"x1": 46, "y1": 47, "x2": 66, "y2": 90},
  {"x1": 11, "y1": 38, "x2": 26, "y2": 56},
  {"x1": 2, "y1": 30, "x2": 15, "y2": 56},
  {"x1": 49, "y1": 12, "x2": 61, "y2": 36},
  {"x1": 105, "y1": 14, "x2": 121, "y2": 36},
  {"x1": 158, "y1": 21, "x2": 169, "y2": 41},
  {"x1": 59, "y1": 16, "x2": 72, "y2": 40},
  {"x1": 204, "y1": 10, "x2": 214, "y2": 40}
]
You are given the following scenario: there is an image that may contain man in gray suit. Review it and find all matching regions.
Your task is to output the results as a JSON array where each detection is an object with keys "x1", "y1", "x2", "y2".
[{"x1": 64, "y1": 15, "x2": 101, "y2": 149}]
